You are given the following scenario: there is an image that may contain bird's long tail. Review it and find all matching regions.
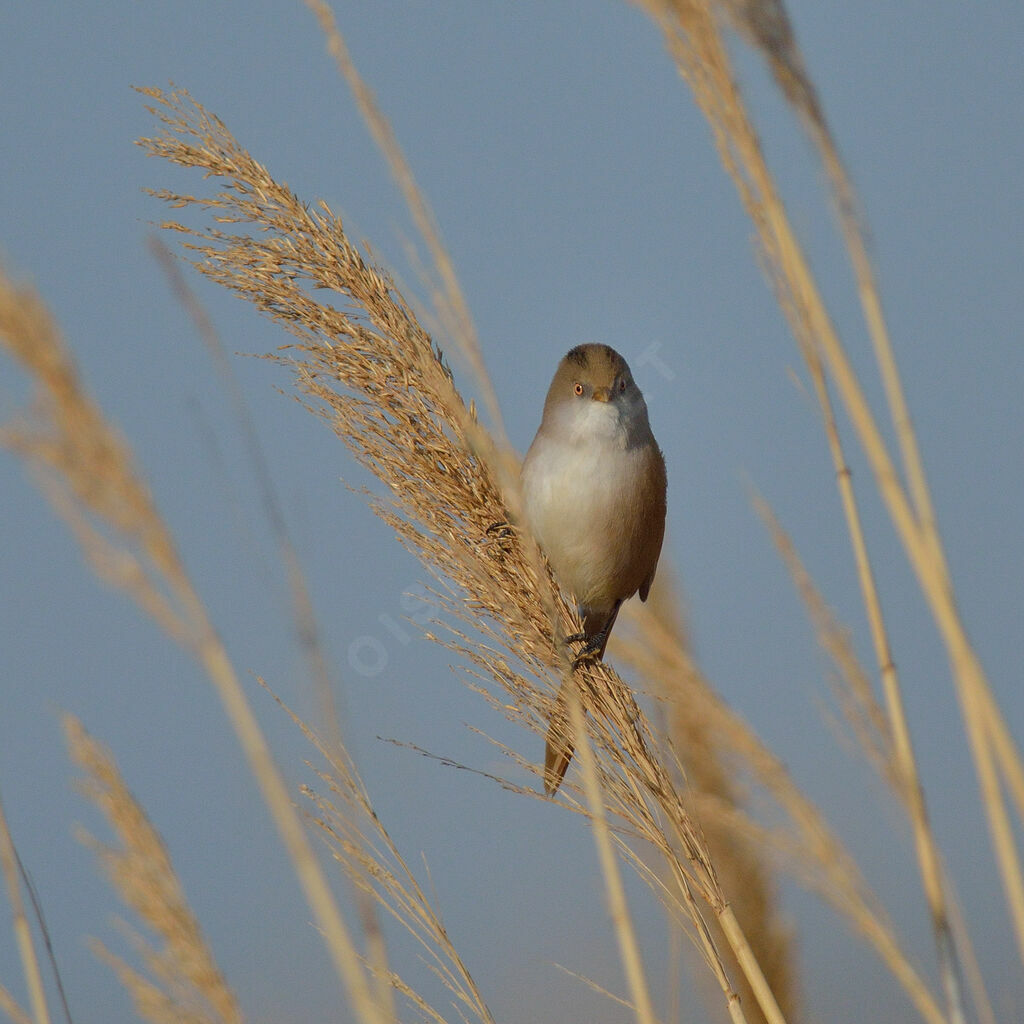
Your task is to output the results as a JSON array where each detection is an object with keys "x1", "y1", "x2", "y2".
[
  {"x1": 544, "y1": 689, "x2": 574, "y2": 796},
  {"x1": 543, "y1": 603, "x2": 622, "y2": 795}
]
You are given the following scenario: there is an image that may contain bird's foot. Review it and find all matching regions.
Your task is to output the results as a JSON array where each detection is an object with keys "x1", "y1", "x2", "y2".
[
  {"x1": 571, "y1": 649, "x2": 600, "y2": 670},
  {"x1": 484, "y1": 520, "x2": 517, "y2": 554},
  {"x1": 565, "y1": 630, "x2": 606, "y2": 669}
]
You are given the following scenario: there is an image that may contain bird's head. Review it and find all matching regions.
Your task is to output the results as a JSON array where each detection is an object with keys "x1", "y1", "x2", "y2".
[{"x1": 541, "y1": 343, "x2": 650, "y2": 446}]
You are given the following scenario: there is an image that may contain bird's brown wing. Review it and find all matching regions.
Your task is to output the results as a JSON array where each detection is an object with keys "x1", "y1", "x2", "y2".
[{"x1": 637, "y1": 443, "x2": 668, "y2": 602}]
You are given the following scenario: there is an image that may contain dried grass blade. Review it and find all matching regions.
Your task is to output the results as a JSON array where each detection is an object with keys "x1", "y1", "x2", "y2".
[
  {"x1": 303, "y1": 0, "x2": 506, "y2": 445},
  {"x1": 64, "y1": 716, "x2": 243, "y2": 1024},
  {"x1": 0, "y1": 267, "x2": 386, "y2": 1024},
  {"x1": 0, "y1": 793, "x2": 50, "y2": 1024},
  {"x1": 636, "y1": 0, "x2": 1024, "y2": 977},
  {"x1": 755, "y1": 489, "x2": 970, "y2": 1023},
  {"x1": 0, "y1": 984, "x2": 33, "y2": 1024},
  {"x1": 568, "y1": 689, "x2": 662, "y2": 1024},
  {"x1": 615, "y1": 606, "x2": 947, "y2": 1024}
]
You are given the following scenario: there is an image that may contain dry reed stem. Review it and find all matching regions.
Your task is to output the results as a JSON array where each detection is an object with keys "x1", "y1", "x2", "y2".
[
  {"x1": 806, "y1": 1, "x2": 1021, "y2": 968},
  {"x1": 557, "y1": 658, "x2": 789, "y2": 1024},
  {"x1": 64, "y1": 715, "x2": 242, "y2": 1024},
  {"x1": 0, "y1": 268, "x2": 387, "y2": 1024},
  {"x1": 720, "y1": 5, "x2": 974, "y2": 1017},
  {"x1": 715, "y1": 906, "x2": 786, "y2": 1024},
  {"x1": 0, "y1": 986, "x2": 32, "y2": 1024},
  {"x1": 567, "y1": 689, "x2": 662, "y2": 1024},
  {"x1": 689, "y1": 792, "x2": 947, "y2": 1024},
  {"x1": 616, "y1": 578, "x2": 799, "y2": 1024},
  {"x1": 453, "y1": 619, "x2": 777, "y2": 1023},
  {"x1": 757, "y1": 491, "x2": 992, "y2": 1024},
  {"x1": 0, "y1": 793, "x2": 50, "y2": 1024},
  {"x1": 136, "y1": 84, "x2": 798, "y2": 1023},
  {"x1": 148, "y1": 236, "x2": 348, "y2": 764},
  {"x1": 639, "y1": 0, "x2": 1024, "y2": 984},
  {"x1": 726, "y1": 0, "x2": 942, "y2": 564},
  {"x1": 755, "y1": 490, "x2": 971, "y2": 1019},
  {"x1": 614, "y1": 607, "x2": 947, "y2": 1024},
  {"x1": 303, "y1": 0, "x2": 507, "y2": 448}
]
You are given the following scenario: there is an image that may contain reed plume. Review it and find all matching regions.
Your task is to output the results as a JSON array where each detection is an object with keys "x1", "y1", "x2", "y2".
[
  {"x1": 64, "y1": 716, "x2": 242, "y2": 1024},
  {"x1": 0, "y1": 263, "x2": 389, "y2": 1024},
  {"x1": 138, "y1": 83, "x2": 798, "y2": 1023},
  {"x1": 272, "y1": 689, "x2": 496, "y2": 1024}
]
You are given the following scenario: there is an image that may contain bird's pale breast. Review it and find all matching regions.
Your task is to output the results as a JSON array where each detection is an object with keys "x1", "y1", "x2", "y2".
[{"x1": 521, "y1": 432, "x2": 665, "y2": 613}]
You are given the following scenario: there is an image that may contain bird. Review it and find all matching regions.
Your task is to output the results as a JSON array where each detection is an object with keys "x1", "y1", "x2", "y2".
[{"x1": 521, "y1": 343, "x2": 666, "y2": 794}]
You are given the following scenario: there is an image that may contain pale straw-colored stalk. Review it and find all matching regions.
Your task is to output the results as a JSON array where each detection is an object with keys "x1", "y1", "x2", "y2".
[
  {"x1": 560, "y1": 661, "x2": 788, "y2": 1024},
  {"x1": 638, "y1": 0, "x2": 1024, "y2": 981},
  {"x1": 0, "y1": 269, "x2": 387, "y2": 1024},
  {"x1": 0, "y1": 793, "x2": 50, "y2": 1024},
  {"x1": 718, "y1": 9, "x2": 1009, "y2": 1010},
  {"x1": 304, "y1": 0, "x2": 507, "y2": 448},
  {"x1": 615, "y1": 604, "x2": 947, "y2": 1024},
  {"x1": 0, "y1": 985, "x2": 32, "y2": 1024},
  {"x1": 754, "y1": 494, "x2": 998, "y2": 1024},
  {"x1": 567, "y1": 685, "x2": 661, "y2": 1024},
  {"x1": 619, "y1": 578, "x2": 799, "y2": 1024},
  {"x1": 756, "y1": 415, "x2": 966, "y2": 1024}
]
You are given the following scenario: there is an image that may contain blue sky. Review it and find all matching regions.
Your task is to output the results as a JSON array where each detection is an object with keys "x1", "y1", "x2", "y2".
[{"x1": 1, "y1": 3, "x2": 1022, "y2": 1022}]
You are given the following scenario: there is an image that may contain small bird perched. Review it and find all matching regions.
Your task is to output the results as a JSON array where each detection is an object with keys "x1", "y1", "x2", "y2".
[{"x1": 521, "y1": 344, "x2": 667, "y2": 794}]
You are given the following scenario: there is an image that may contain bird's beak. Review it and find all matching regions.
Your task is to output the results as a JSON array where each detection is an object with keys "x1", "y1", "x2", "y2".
[{"x1": 591, "y1": 387, "x2": 611, "y2": 403}]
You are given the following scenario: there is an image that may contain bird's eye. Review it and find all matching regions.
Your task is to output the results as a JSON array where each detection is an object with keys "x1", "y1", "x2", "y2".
[
  {"x1": 573, "y1": 382, "x2": 584, "y2": 396},
  {"x1": 619, "y1": 378, "x2": 627, "y2": 392}
]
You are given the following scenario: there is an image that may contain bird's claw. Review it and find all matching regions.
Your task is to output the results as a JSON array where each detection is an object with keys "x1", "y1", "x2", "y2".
[
  {"x1": 565, "y1": 631, "x2": 605, "y2": 669},
  {"x1": 485, "y1": 520, "x2": 514, "y2": 537},
  {"x1": 571, "y1": 650, "x2": 600, "y2": 670},
  {"x1": 484, "y1": 521, "x2": 517, "y2": 555}
]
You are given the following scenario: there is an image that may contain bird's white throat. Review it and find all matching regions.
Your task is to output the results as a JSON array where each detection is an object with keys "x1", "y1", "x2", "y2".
[{"x1": 549, "y1": 392, "x2": 649, "y2": 449}]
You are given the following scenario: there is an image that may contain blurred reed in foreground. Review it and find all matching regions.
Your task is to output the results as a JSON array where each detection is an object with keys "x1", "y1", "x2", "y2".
[
  {"x1": 0, "y1": 266, "x2": 389, "y2": 1024},
  {"x1": 65, "y1": 716, "x2": 242, "y2": 1024}
]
